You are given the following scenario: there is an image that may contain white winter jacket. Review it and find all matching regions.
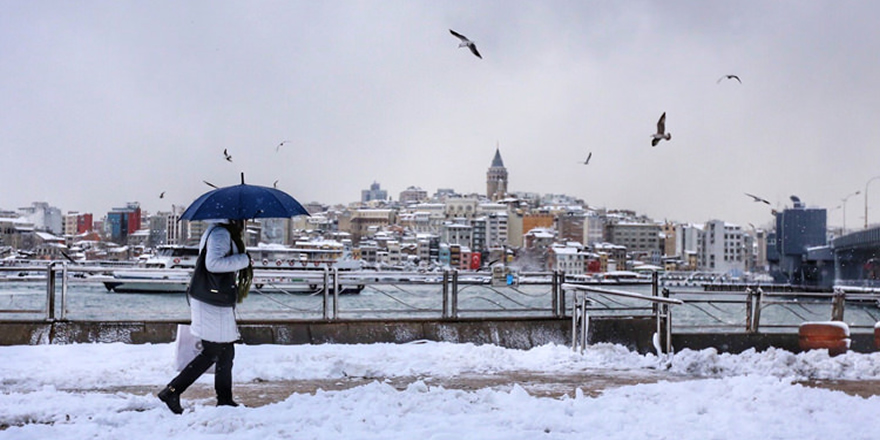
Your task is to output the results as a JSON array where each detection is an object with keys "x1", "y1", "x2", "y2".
[{"x1": 190, "y1": 222, "x2": 251, "y2": 343}]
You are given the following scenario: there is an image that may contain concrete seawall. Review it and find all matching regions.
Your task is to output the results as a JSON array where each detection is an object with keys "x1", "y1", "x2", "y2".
[{"x1": 1, "y1": 318, "x2": 876, "y2": 354}]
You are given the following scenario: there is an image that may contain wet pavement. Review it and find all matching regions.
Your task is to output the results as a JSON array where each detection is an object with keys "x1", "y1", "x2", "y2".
[{"x1": 95, "y1": 370, "x2": 880, "y2": 409}]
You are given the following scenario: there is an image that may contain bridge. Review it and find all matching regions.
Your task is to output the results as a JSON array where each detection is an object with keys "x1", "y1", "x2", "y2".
[{"x1": 833, "y1": 225, "x2": 880, "y2": 286}]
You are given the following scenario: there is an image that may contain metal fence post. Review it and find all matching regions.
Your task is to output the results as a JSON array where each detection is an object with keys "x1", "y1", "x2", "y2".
[
  {"x1": 752, "y1": 287, "x2": 764, "y2": 333},
  {"x1": 580, "y1": 297, "x2": 589, "y2": 354},
  {"x1": 552, "y1": 270, "x2": 560, "y2": 318},
  {"x1": 46, "y1": 262, "x2": 56, "y2": 321},
  {"x1": 332, "y1": 267, "x2": 339, "y2": 320},
  {"x1": 662, "y1": 287, "x2": 672, "y2": 354},
  {"x1": 60, "y1": 262, "x2": 69, "y2": 321},
  {"x1": 442, "y1": 270, "x2": 450, "y2": 319},
  {"x1": 559, "y1": 273, "x2": 566, "y2": 317},
  {"x1": 571, "y1": 291, "x2": 578, "y2": 351},
  {"x1": 653, "y1": 272, "x2": 660, "y2": 337},
  {"x1": 322, "y1": 266, "x2": 330, "y2": 320},
  {"x1": 745, "y1": 288, "x2": 754, "y2": 333},
  {"x1": 451, "y1": 269, "x2": 459, "y2": 318},
  {"x1": 831, "y1": 290, "x2": 845, "y2": 321}
]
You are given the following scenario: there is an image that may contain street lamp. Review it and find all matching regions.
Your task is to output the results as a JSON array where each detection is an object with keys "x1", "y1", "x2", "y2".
[
  {"x1": 841, "y1": 190, "x2": 861, "y2": 233},
  {"x1": 865, "y1": 176, "x2": 880, "y2": 229}
]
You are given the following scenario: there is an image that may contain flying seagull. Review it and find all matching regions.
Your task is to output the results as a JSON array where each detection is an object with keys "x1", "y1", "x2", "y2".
[
  {"x1": 449, "y1": 29, "x2": 482, "y2": 59},
  {"x1": 717, "y1": 75, "x2": 742, "y2": 84},
  {"x1": 582, "y1": 152, "x2": 592, "y2": 165},
  {"x1": 159, "y1": 191, "x2": 165, "y2": 199},
  {"x1": 651, "y1": 112, "x2": 671, "y2": 147},
  {"x1": 223, "y1": 149, "x2": 232, "y2": 162},
  {"x1": 273, "y1": 180, "x2": 279, "y2": 188},
  {"x1": 203, "y1": 180, "x2": 219, "y2": 189},
  {"x1": 276, "y1": 140, "x2": 290, "y2": 152},
  {"x1": 745, "y1": 193, "x2": 771, "y2": 205}
]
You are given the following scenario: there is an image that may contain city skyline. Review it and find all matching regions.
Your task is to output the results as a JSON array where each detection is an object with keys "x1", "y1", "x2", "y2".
[
  {"x1": 0, "y1": 148, "x2": 834, "y2": 235},
  {"x1": 4, "y1": 2, "x2": 880, "y2": 229}
]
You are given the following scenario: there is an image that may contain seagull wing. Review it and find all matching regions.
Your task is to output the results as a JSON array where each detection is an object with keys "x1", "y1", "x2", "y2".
[
  {"x1": 656, "y1": 112, "x2": 666, "y2": 135},
  {"x1": 468, "y1": 44, "x2": 482, "y2": 59},
  {"x1": 744, "y1": 193, "x2": 771, "y2": 204},
  {"x1": 651, "y1": 137, "x2": 660, "y2": 147},
  {"x1": 586, "y1": 152, "x2": 592, "y2": 164},
  {"x1": 731, "y1": 75, "x2": 742, "y2": 84},
  {"x1": 449, "y1": 29, "x2": 469, "y2": 41}
]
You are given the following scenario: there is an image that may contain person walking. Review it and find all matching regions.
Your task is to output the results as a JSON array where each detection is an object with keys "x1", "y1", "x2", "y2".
[{"x1": 158, "y1": 219, "x2": 253, "y2": 414}]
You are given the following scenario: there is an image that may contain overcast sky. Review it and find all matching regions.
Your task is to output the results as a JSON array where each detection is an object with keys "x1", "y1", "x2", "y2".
[{"x1": 3, "y1": 1, "x2": 879, "y2": 230}]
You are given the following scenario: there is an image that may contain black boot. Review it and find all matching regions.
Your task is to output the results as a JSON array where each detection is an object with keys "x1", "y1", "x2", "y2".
[
  {"x1": 213, "y1": 341, "x2": 238, "y2": 408},
  {"x1": 158, "y1": 386, "x2": 183, "y2": 415},
  {"x1": 217, "y1": 398, "x2": 240, "y2": 407}
]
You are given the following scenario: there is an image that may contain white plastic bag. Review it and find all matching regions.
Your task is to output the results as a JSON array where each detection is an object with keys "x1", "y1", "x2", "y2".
[{"x1": 174, "y1": 324, "x2": 214, "y2": 374}]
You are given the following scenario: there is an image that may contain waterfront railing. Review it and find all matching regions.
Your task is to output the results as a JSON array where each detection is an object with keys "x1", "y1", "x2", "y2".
[
  {"x1": 2, "y1": 263, "x2": 879, "y2": 338},
  {"x1": 565, "y1": 272, "x2": 683, "y2": 354}
]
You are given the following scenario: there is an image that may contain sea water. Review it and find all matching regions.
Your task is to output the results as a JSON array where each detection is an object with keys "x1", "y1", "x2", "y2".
[{"x1": 1, "y1": 280, "x2": 878, "y2": 332}]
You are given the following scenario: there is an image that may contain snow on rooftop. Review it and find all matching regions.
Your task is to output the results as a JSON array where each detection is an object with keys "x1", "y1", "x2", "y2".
[{"x1": 34, "y1": 231, "x2": 63, "y2": 241}]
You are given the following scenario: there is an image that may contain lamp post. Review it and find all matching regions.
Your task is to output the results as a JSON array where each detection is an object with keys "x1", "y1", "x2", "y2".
[
  {"x1": 865, "y1": 176, "x2": 880, "y2": 229},
  {"x1": 842, "y1": 190, "x2": 861, "y2": 233}
]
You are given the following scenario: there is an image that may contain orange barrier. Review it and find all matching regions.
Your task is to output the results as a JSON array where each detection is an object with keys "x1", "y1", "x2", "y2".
[
  {"x1": 874, "y1": 322, "x2": 880, "y2": 350},
  {"x1": 798, "y1": 321, "x2": 850, "y2": 356}
]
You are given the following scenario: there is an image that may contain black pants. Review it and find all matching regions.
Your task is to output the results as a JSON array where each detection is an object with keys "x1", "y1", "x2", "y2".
[{"x1": 168, "y1": 340, "x2": 235, "y2": 402}]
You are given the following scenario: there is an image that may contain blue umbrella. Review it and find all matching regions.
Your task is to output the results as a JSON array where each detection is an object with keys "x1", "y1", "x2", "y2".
[{"x1": 180, "y1": 174, "x2": 309, "y2": 221}]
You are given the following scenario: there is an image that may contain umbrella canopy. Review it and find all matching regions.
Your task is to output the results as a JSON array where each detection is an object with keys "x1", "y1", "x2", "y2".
[{"x1": 180, "y1": 176, "x2": 309, "y2": 221}]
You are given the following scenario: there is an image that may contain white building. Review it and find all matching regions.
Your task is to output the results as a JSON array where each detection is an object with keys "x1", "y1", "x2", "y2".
[
  {"x1": 675, "y1": 223, "x2": 703, "y2": 260},
  {"x1": 443, "y1": 197, "x2": 481, "y2": 221},
  {"x1": 399, "y1": 186, "x2": 428, "y2": 204},
  {"x1": 483, "y1": 211, "x2": 508, "y2": 249},
  {"x1": 700, "y1": 220, "x2": 745, "y2": 275},
  {"x1": 19, "y1": 202, "x2": 62, "y2": 235},
  {"x1": 442, "y1": 222, "x2": 473, "y2": 248},
  {"x1": 584, "y1": 211, "x2": 604, "y2": 246},
  {"x1": 403, "y1": 203, "x2": 447, "y2": 232},
  {"x1": 548, "y1": 244, "x2": 586, "y2": 275}
]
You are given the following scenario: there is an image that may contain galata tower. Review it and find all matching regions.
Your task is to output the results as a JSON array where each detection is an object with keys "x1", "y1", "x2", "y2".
[{"x1": 486, "y1": 147, "x2": 508, "y2": 201}]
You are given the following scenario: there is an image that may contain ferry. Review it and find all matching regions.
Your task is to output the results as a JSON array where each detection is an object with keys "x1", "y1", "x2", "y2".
[
  {"x1": 103, "y1": 268, "x2": 364, "y2": 294},
  {"x1": 104, "y1": 241, "x2": 364, "y2": 294},
  {"x1": 140, "y1": 241, "x2": 361, "y2": 271},
  {"x1": 564, "y1": 271, "x2": 652, "y2": 285}
]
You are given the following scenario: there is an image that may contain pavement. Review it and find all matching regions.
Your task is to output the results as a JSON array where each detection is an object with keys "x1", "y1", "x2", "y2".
[{"x1": 87, "y1": 370, "x2": 880, "y2": 409}]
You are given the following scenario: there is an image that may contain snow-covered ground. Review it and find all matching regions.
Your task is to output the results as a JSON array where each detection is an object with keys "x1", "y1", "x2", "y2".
[{"x1": 2, "y1": 342, "x2": 880, "y2": 439}]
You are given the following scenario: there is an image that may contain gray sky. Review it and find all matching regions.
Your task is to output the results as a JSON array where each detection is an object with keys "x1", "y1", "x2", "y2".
[{"x1": 3, "y1": 1, "x2": 879, "y2": 230}]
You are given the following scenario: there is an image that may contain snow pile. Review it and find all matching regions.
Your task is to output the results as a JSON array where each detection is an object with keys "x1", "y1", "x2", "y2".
[{"x1": 1, "y1": 342, "x2": 880, "y2": 439}]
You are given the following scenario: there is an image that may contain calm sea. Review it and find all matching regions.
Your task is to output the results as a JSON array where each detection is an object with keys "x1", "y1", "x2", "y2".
[{"x1": 1, "y1": 280, "x2": 877, "y2": 332}]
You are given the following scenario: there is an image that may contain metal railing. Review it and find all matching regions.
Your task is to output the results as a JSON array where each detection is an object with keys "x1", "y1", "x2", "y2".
[
  {"x1": 565, "y1": 273, "x2": 683, "y2": 354},
  {"x1": 0, "y1": 263, "x2": 68, "y2": 320},
  {"x1": 0, "y1": 263, "x2": 568, "y2": 322},
  {"x1": 3, "y1": 262, "x2": 878, "y2": 334},
  {"x1": 562, "y1": 274, "x2": 880, "y2": 342}
]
